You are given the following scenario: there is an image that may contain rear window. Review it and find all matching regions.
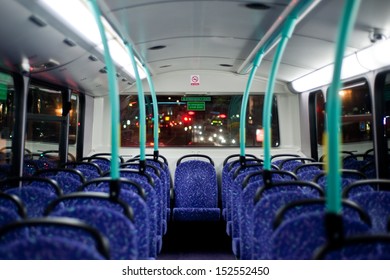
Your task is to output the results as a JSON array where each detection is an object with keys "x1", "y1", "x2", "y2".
[{"x1": 120, "y1": 94, "x2": 280, "y2": 147}]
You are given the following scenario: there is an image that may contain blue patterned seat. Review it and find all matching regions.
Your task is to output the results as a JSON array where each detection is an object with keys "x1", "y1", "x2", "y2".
[
  {"x1": 63, "y1": 162, "x2": 102, "y2": 181},
  {"x1": 50, "y1": 206, "x2": 138, "y2": 260},
  {"x1": 139, "y1": 158, "x2": 172, "y2": 221},
  {"x1": 0, "y1": 192, "x2": 27, "y2": 218},
  {"x1": 35, "y1": 168, "x2": 85, "y2": 194},
  {"x1": 0, "y1": 217, "x2": 110, "y2": 259},
  {"x1": 314, "y1": 235, "x2": 390, "y2": 259},
  {"x1": 224, "y1": 162, "x2": 265, "y2": 235},
  {"x1": 272, "y1": 198, "x2": 371, "y2": 230},
  {"x1": 173, "y1": 155, "x2": 219, "y2": 221},
  {"x1": 4, "y1": 187, "x2": 61, "y2": 218},
  {"x1": 121, "y1": 163, "x2": 167, "y2": 234},
  {"x1": 232, "y1": 171, "x2": 289, "y2": 258},
  {"x1": 349, "y1": 191, "x2": 390, "y2": 233},
  {"x1": 278, "y1": 157, "x2": 316, "y2": 172},
  {"x1": 295, "y1": 163, "x2": 324, "y2": 181},
  {"x1": 252, "y1": 192, "x2": 316, "y2": 259},
  {"x1": 315, "y1": 171, "x2": 374, "y2": 198},
  {"x1": 45, "y1": 192, "x2": 139, "y2": 259},
  {"x1": 81, "y1": 178, "x2": 153, "y2": 259},
  {"x1": 343, "y1": 154, "x2": 373, "y2": 171},
  {"x1": 271, "y1": 213, "x2": 370, "y2": 259},
  {"x1": 0, "y1": 236, "x2": 105, "y2": 260},
  {"x1": 117, "y1": 169, "x2": 162, "y2": 254},
  {"x1": 221, "y1": 154, "x2": 259, "y2": 220},
  {"x1": 0, "y1": 207, "x2": 21, "y2": 227}
]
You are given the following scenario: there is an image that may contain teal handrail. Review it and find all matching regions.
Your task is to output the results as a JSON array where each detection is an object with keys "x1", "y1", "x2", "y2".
[
  {"x1": 88, "y1": 0, "x2": 120, "y2": 179},
  {"x1": 262, "y1": 15, "x2": 297, "y2": 170},
  {"x1": 144, "y1": 66, "x2": 160, "y2": 157},
  {"x1": 124, "y1": 43, "x2": 146, "y2": 163},
  {"x1": 325, "y1": 0, "x2": 361, "y2": 214},
  {"x1": 239, "y1": 50, "x2": 264, "y2": 160}
]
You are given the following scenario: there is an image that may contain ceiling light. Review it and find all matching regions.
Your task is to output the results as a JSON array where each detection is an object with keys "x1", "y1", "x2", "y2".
[
  {"x1": 29, "y1": 15, "x2": 47, "y2": 27},
  {"x1": 245, "y1": 3, "x2": 270, "y2": 10},
  {"x1": 63, "y1": 38, "x2": 77, "y2": 47},
  {"x1": 357, "y1": 38, "x2": 390, "y2": 70},
  {"x1": 38, "y1": 0, "x2": 146, "y2": 80},
  {"x1": 148, "y1": 45, "x2": 166, "y2": 50},
  {"x1": 291, "y1": 53, "x2": 369, "y2": 92}
]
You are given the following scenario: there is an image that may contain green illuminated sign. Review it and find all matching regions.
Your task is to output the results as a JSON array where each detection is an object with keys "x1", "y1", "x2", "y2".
[
  {"x1": 181, "y1": 96, "x2": 211, "y2": 102},
  {"x1": 0, "y1": 84, "x2": 7, "y2": 101},
  {"x1": 187, "y1": 102, "x2": 205, "y2": 111}
]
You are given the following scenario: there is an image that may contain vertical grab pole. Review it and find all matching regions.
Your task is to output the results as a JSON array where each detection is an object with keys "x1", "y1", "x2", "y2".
[
  {"x1": 88, "y1": 0, "x2": 119, "y2": 179},
  {"x1": 124, "y1": 42, "x2": 147, "y2": 172},
  {"x1": 325, "y1": 0, "x2": 361, "y2": 216},
  {"x1": 239, "y1": 50, "x2": 264, "y2": 165},
  {"x1": 263, "y1": 15, "x2": 297, "y2": 170},
  {"x1": 144, "y1": 66, "x2": 160, "y2": 160}
]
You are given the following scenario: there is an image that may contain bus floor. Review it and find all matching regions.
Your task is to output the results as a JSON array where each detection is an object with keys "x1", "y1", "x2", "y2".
[{"x1": 158, "y1": 220, "x2": 236, "y2": 260}]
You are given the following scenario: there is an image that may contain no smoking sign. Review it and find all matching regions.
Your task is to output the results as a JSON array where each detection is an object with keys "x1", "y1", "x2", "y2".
[{"x1": 190, "y1": 75, "x2": 200, "y2": 86}]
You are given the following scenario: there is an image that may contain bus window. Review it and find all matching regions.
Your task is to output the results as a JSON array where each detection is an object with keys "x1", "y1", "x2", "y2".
[
  {"x1": 25, "y1": 83, "x2": 79, "y2": 156},
  {"x1": 338, "y1": 80, "x2": 373, "y2": 144},
  {"x1": 317, "y1": 80, "x2": 373, "y2": 153},
  {"x1": 317, "y1": 80, "x2": 373, "y2": 144},
  {"x1": 120, "y1": 94, "x2": 280, "y2": 148},
  {"x1": 375, "y1": 71, "x2": 390, "y2": 178},
  {"x1": 0, "y1": 71, "x2": 14, "y2": 159},
  {"x1": 68, "y1": 93, "x2": 79, "y2": 155}
]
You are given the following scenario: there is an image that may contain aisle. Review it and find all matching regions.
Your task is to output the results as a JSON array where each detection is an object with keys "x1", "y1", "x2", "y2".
[{"x1": 158, "y1": 220, "x2": 235, "y2": 260}]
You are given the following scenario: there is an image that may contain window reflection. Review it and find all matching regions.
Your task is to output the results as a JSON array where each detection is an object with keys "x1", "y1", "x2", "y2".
[
  {"x1": 317, "y1": 80, "x2": 373, "y2": 144},
  {"x1": 120, "y1": 95, "x2": 280, "y2": 147}
]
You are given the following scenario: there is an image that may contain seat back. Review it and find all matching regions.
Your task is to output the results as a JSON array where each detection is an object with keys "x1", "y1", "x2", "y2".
[
  {"x1": 0, "y1": 217, "x2": 110, "y2": 259},
  {"x1": 271, "y1": 213, "x2": 370, "y2": 259}
]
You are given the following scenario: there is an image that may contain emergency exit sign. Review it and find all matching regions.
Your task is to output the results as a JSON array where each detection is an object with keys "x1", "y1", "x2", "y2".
[{"x1": 187, "y1": 101, "x2": 205, "y2": 111}]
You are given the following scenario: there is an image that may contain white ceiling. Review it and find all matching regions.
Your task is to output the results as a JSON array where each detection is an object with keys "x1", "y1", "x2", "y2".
[{"x1": 1, "y1": 0, "x2": 389, "y2": 96}]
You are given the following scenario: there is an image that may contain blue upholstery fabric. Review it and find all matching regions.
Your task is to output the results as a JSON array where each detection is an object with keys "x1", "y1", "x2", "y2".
[
  {"x1": 349, "y1": 191, "x2": 390, "y2": 232},
  {"x1": 144, "y1": 159, "x2": 171, "y2": 221},
  {"x1": 294, "y1": 165, "x2": 321, "y2": 175},
  {"x1": 221, "y1": 160, "x2": 240, "y2": 218},
  {"x1": 252, "y1": 192, "x2": 316, "y2": 259},
  {"x1": 122, "y1": 164, "x2": 167, "y2": 234},
  {"x1": 271, "y1": 213, "x2": 370, "y2": 259},
  {"x1": 297, "y1": 169, "x2": 323, "y2": 181},
  {"x1": 50, "y1": 175, "x2": 81, "y2": 194},
  {"x1": 0, "y1": 164, "x2": 12, "y2": 180},
  {"x1": 221, "y1": 161, "x2": 239, "y2": 223},
  {"x1": 322, "y1": 241, "x2": 390, "y2": 259},
  {"x1": 173, "y1": 160, "x2": 219, "y2": 221},
  {"x1": 64, "y1": 163, "x2": 101, "y2": 181},
  {"x1": 5, "y1": 187, "x2": 61, "y2": 218},
  {"x1": 51, "y1": 206, "x2": 138, "y2": 260},
  {"x1": 0, "y1": 236, "x2": 104, "y2": 259},
  {"x1": 0, "y1": 207, "x2": 20, "y2": 227},
  {"x1": 228, "y1": 172, "x2": 284, "y2": 257},
  {"x1": 224, "y1": 163, "x2": 262, "y2": 229},
  {"x1": 231, "y1": 172, "x2": 287, "y2": 243},
  {"x1": 0, "y1": 219, "x2": 108, "y2": 259},
  {"x1": 279, "y1": 202, "x2": 367, "y2": 228},
  {"x1": 317, "y1": 176, "x2": 374, "y2": 197},
  {"x1": 343, "y1": 157, "x2": 370, "y2": 171},
  {"x1": 90, "y1": 159, "x2": 111, "y2": 174},
  {"x1": 83, "y1": 183, "x2": 152, "y2": 259},
  {"x1": 259, "y1": 182, "x2": 322, "y2": 198},
  {"x1": 172, "y1": 208, "x2": 220, "y2": 221},
  {"x1": 118, "y1": 171, "x2": 162, "y2": 253},
  {"x1": 280, "y1": 160, "x2": 303, "y2": 172},
  {"x1": 0, "y1": 194, "x2": 26, "y2": 217}
]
